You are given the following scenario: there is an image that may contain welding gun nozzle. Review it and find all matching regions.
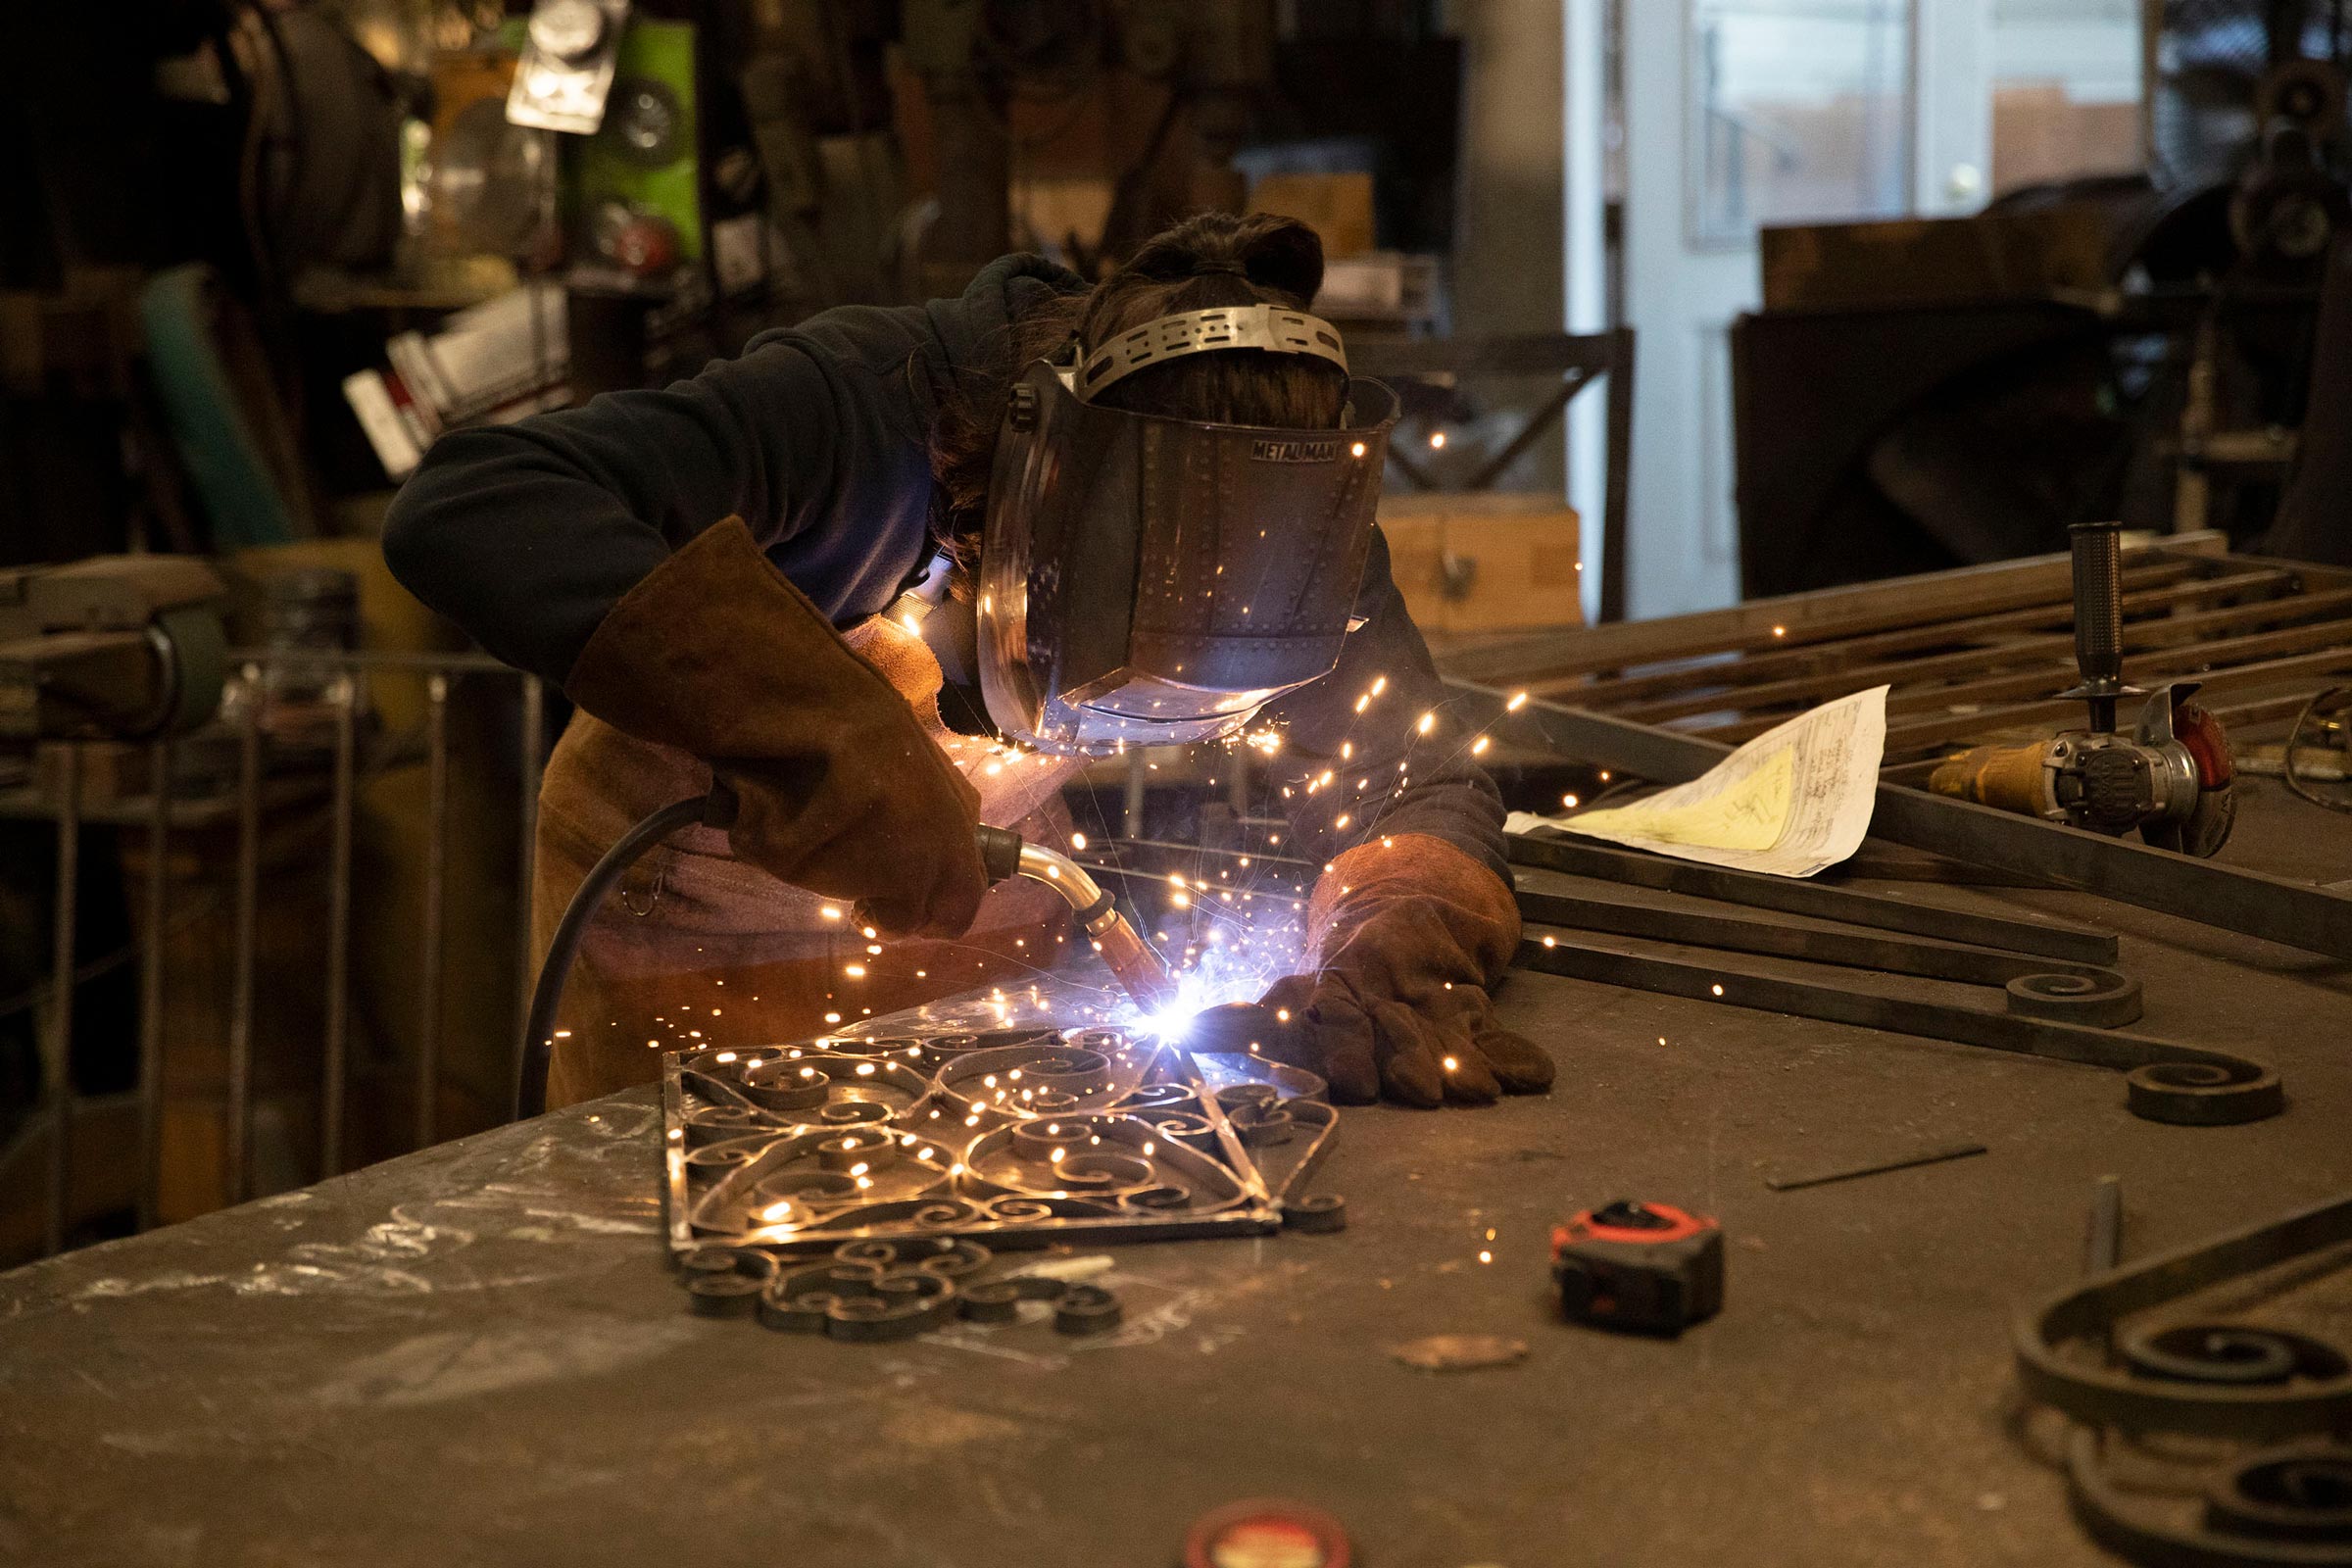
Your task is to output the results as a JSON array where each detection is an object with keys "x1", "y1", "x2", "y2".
[{"x1": 975, "y1": 826, "x2": 1178, "y2": 1013}]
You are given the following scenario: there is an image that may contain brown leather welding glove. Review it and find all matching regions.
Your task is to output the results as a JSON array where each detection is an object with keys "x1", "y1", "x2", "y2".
[
  {"x1": 564, "y1": 517, "x2": 988, "y2": 939},
  {"x1": 1253, "y1": 834, "x2": 1553, "y2": 1107}
]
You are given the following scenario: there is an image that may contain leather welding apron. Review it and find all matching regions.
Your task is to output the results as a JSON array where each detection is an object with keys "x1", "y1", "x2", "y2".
[{"x1": 531, "y1": 615, "x2": 1082, "y2": 1107}]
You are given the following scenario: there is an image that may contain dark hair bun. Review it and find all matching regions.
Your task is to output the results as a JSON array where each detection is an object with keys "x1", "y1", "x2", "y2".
[{"x1": 1118, "y1": 212, "x2": 1326, "y2": 308}]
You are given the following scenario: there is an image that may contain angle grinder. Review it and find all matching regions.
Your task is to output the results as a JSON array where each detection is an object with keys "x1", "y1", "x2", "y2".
[{"x1": 1928, "y1": 522, "x2": 2236, "y2": 858}]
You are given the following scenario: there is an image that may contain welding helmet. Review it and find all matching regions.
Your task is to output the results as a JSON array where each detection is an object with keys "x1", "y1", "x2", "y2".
[{"x1": 976, "y1": 303, "x2": 1398, "y2": 756}]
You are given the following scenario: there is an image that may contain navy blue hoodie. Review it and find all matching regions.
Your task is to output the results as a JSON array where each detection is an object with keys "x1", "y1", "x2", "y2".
[{"x1": 382, "y1": 256, "x2": 1504, "y2": 876}]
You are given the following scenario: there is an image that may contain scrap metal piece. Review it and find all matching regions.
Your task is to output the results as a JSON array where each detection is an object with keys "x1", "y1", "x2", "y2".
[
  {"x1": 755, "y1": 1258, "x2": 958, "y2": 1342},
  {"x1": 1054, "y1": 1284, "x2": 1124, "y2": 1336},
  {"x1": 1283, "y1": 1194, "x2": 1348, "y2": 1233},
  {"x1": 1762, "y1": 1141, "x2": 1987, "y2": 1193},
  {"x1": 685, "y1": 1272, "x2": 763, "y2": 1317},
  {"x1": 955, "y1": 1272, "x2": 1123, "y2": 1335},
  {"x1": 1515, "y1": 926, "x2": 2280, "y2": 1125},
  {"x1": 683, "y1": 1249, "x2": 776, "y2": 1317},
  {"x1": 1389, "y1": 1335, "x2": 1529, "y2": 1373}
]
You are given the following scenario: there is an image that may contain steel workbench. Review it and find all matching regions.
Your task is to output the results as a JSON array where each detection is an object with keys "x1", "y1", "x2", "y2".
[{"x1": 4, "y1": 786, "x2": 2349, "y2": 1568}]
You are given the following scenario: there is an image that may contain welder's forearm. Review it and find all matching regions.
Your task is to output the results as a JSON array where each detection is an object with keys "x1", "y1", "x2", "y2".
[
  {"x1": 383, "y1": 426, "x2": 672, "y2": 685},
  {"x1": 1260, "y1": 569, "x2": 1507, "y2": 875},
  {"x1": 1274, "y1": 756, "x2": 1506, "y2": 878},
  {"x1": 382, "y1": 353, "x2": 817, "y2": 684},
  {"x1": 1266, "y1": 647, "x2": 1507, "y2": 875}
]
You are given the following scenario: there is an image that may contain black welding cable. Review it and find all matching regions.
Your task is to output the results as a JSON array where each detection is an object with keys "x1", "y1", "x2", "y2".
[{"x1": 514, "y1": 787, "x2": 738, "y2": 1120}]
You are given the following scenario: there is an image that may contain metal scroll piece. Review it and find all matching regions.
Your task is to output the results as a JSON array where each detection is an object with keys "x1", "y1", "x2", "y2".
[
  {"x1": 1513, "y1": 924, "x2": 2278, "y2": 1125},
  {"x1": 2015, "y1": 1187, "x2": 2352, "y2": 1566},
  {"x1": 678, "y1": 1237, "x2": 1129, "y2": 1341},
  {"x1": 1507, "y1": 846, "x2": 2280, "y2": 1125}
]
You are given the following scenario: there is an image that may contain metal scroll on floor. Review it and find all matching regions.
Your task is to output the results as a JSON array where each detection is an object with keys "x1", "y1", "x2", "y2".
[{"x1": 2014, "y1": 1185, "x2": 2352, "y2": 1565}]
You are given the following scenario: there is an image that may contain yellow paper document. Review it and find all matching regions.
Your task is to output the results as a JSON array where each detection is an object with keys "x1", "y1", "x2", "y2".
[{"x1": 1504, "y1": 686, "x2": 1888, "y2": 878}]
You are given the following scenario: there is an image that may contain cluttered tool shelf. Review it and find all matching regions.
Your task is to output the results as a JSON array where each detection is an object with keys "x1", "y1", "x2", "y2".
[{"x1": 3, "y1": 786, "x2": 2348, "y2": 1567}]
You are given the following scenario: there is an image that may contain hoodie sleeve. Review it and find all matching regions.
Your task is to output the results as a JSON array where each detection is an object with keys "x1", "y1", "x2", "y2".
[
  {"x1": 381, "y1": 332, "x2": 884, "y2": 688},
  {"x1": 1253, "y1": 527, "x2": 1508, "y2": 879}
]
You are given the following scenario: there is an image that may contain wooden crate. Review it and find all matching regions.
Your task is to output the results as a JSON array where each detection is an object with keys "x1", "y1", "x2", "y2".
[{"x1": 1378, "y1": 492, "x2": 1584, "y2": 636}]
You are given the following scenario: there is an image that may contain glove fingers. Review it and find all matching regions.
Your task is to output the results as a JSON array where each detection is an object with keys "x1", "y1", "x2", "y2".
[
  {"x1": 1229, "y1": 977, "x2": 1323, "y2": 1074},
  {"x1": 1304, "y1": 981, "x2": 1382, "y2": 1104},
  {"x1": 1406, "y1": 988, "x2": 1517, "y2": 1105},
  {"x1": 1365, "y1": 998, "x2": 1458, "y2": 1108},
  {"x1": 1477, "y1": 1020, "x2": 1555, "y2": 1095},
  {"x1": 1434, "y1": 1017, "x2": 1506, "y2": 1106},
  {"x1": 1443, "y1": 986, "x2": 1554, "y2": 1096}
]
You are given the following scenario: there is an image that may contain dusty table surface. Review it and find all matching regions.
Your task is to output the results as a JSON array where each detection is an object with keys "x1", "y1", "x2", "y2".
[{"x1": 4, "y1": 779, "x2": 2350, "y2": 1568}]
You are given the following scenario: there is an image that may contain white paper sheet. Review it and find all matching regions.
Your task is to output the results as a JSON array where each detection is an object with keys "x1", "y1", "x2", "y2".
[{"x1": 1504, "y1": 685, "x2": 1889, "y2": 878}]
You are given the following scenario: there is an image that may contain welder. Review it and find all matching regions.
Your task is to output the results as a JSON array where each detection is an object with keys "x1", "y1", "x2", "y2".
[{"x1": 383, "y1": 213, "x2": 1552, "y2": 1112}]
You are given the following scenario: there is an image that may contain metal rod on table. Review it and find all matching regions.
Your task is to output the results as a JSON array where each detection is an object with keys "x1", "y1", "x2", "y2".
[
  {"x1": 416, "y1": 673, "x2": 450, "y2": 1149},
  {"x1": 226, "y1": 672, "x2": 262, "y2": 1205},
  {"x1": 320, "y1": 674, "x2": 357, "y2": 1178},
  {"x1": 1763, "y1": 1141, "x2": 1987, "y2": 1193},
  {"x1": 43, "y1": 745, "x2": 82, "y2": 1255},
  {"x1": 514, "y1": 675, "x2": 545, "y2": 1051},
  {"x1": 136, "y1": 739, "x2": 171, "y2": 1232}
]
